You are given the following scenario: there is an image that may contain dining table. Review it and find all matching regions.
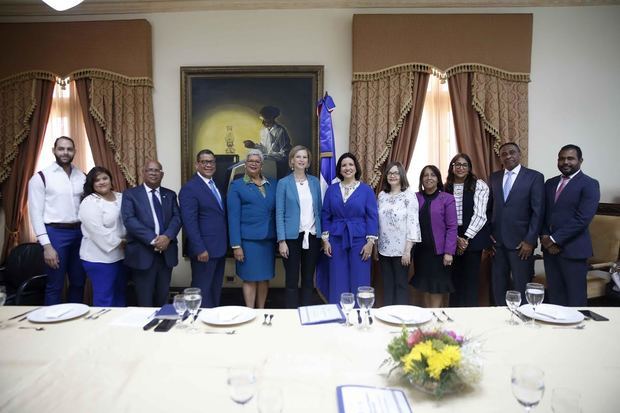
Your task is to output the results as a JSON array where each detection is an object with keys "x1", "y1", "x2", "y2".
[{"x1": 0, "y1": 305, "x2": 617, "y2": 412}]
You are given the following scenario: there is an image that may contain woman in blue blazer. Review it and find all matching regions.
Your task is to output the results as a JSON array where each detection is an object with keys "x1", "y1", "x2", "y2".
[
  {"x1": 227, "y1": 149, "x2": 277, "y2": 308},
  {"x1": 276, "y1": 145, "x2": 322, "y2": 308}
]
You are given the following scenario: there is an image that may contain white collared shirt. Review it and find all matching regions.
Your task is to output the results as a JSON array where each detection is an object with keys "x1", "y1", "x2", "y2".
[
  {"x1": 503, "y1": 163, "x2": 522, "y2": 188},
  {"x1": 197, "y1": 173, "x2": 222, "y2": 205},
  {"x1": 79, "y1": 192, "x2": 126, "y2": 263},
  {"x1": 144, "y1": 184, "x2": 162, "y2": 236},
  {"x1": 28, "y1": 163, "x2": 86, "y2": 245},
  {"x1": 555, "y1": 169, "x2": 581, "y2": 190}
]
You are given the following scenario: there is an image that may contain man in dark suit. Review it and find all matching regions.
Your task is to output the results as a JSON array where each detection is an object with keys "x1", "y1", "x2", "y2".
[
  {"x1": 121, "y1": 160, "x2": 182, "y2": 307},
  {"x1": 540, "y1": 144, "x2": 600, "y2": 306},
  {"x1": 179, "y1": 150, "x2": 228, "y2": 308},
  {"x1": 490, "y1": 143, "x2": 545, "y2": 304}
]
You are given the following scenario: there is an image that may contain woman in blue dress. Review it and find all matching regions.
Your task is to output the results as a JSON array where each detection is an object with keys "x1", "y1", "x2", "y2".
[
  {"x1": 227, "y1": 149, "x2": 277, "y2": 308},
  {"x1": 321, "y1": 152, "x2": 379, "y2": 304}
]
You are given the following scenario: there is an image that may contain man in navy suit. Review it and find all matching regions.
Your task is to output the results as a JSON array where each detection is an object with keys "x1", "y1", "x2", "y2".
[
  {"x1": 489, "y1": 143, "x2": 545, "y2": 304},
  {"x1": 179, "y1": 150, "x2": 228, "y2": 308},
  {"x1": 121, "y1": 160, "x2": 182, "y2": 307},
  {"x1": 540, "y1": 144, "x2": 600, "y2": 306}
]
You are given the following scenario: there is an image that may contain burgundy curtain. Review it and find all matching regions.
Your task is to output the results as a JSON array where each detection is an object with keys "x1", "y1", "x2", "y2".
[
  {"x1": 2, "y1": 79, "x2": 55, "y2": 259},
  {"x1": 75, "y1": 78, "x2": 128, "y2": 192}
]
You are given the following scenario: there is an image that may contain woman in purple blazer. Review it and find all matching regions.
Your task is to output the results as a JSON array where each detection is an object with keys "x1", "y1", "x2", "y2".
[{"x1": 411, "y1": 165, "x2": 457, "y2": 308}]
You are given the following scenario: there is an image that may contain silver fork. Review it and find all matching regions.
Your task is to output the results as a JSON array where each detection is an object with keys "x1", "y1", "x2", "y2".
[
  {"x1": 90, "y1": 309, "x2": 111, "y2": 320},
  {"x1": 262, "y1": 313, "x2": 269, "y2": 325},
  {"x1": 204, "y1": 330, "x2": 236, "y2": 335},
  {"x1": 84, "y1": 308, "x2": 106, "y2": 320},
  {"x1": 553, "y1": 324, "x2": 586, "y2": 330},
  {"x1": 267, "y1": 314, "x2": 274, "y2": 326},
  {"x1": 441, "y1": 310, "x2": 454, "y2": 322},
  {"x1": 19, "y1": 326, "x2": 45, "y2": 331},
  {"x1": 432, "y1": 311, "x2": 445, "y2": 323}
]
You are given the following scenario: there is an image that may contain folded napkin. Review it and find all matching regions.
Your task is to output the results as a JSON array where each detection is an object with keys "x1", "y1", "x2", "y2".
[
  {"x1": 217, "y1": 307, "x2": 243, "y2": 322},
  {"x1": 45, "y1": 306, "x2": 72, "y2": 319},
  {"x1": 155, "y1": 304, "x2": 180, "y2": 320},
  {"x1": 534, "y1": 305, "x2": 567, "y2": 320}
]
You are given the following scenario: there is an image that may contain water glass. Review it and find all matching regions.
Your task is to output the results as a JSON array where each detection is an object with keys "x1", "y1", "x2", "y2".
[
  {"x1": 339, "y1": 292, "x2": 355, "y2": 326},
  {"x1": 356, "y1": 286, "x2": 375, "y2": 329},
  {"x1": 183, "y1": 287, "x2": 202, "y2": 333},
  {"x1": 525, "y1": 283, "x2": 545, "y2": 328},
  {"x1": 505, "y1": 290, "x2": 522, "y2": 325},
  {"x1": 227, "y1": 367, "x2": 256, "y2": 410},
  {"x1": 511, "y1": 364, "x2": 545, "y2": 412},
  {"x1": 172, "y1": 294, "x2": 188, "y2": 329},
  {"x1": 551, "y1": 387, "x2": 581, "y2": 413}
]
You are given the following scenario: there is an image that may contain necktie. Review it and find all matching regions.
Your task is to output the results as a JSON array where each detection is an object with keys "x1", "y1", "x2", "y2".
[
  {"x1": 554, "y1": 176, "x2": 570, "y2": 202},
  {"x1": 151, "y1": 189, "x2": 164, "y2": 234},
  {"x1": 208, "y1": 180, "x2": 223, "y2": 209},
  {"x1": 503, "y1": 171, "x2": 514, "y2": 202}
]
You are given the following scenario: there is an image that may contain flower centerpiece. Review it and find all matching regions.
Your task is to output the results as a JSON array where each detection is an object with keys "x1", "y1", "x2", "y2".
[{"x1": 383, "y1": 327, "x2": 482, "y2": 398}]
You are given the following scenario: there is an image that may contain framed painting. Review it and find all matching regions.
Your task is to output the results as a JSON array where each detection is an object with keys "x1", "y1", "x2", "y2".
[{"x1": 180, "y1": 65, "x2": 324, "y2": 193}]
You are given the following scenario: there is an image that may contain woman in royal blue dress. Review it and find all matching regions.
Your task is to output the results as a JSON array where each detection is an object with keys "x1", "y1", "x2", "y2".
[
  {"x1": 227, "y1": 149, "x2": 277, "y2": 308},
  {"x1": 321, "y1": 152, "x2": 379, "y2": 304}
]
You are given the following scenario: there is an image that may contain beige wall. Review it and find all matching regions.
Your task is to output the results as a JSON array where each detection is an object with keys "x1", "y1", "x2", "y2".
[{"x1": 2, "y1": 6, "x2": 619, "y2": 284}]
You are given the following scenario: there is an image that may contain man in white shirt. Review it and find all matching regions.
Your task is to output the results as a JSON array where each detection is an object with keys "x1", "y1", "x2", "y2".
[{"x1": 28, "y1": 136, "x2": 86, "y2": 305}]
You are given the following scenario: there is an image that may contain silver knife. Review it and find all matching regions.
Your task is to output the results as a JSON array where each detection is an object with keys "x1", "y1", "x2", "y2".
[{"x1": 8, "y1": 307, "x2": 41, "y2": 320}]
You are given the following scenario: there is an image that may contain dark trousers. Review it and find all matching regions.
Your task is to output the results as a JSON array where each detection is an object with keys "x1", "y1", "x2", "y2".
[
  {"x1": 282, "y1": 234, "x2": 321, "y2": 308},
  {"x1": 191, "y1": 256, "x2": 226, "y2": 308},
  {"x1": 45, "y1": 225, "x2": 86, "y2": 305},
  {"x1": 379, "y1": 254, "x2": 409, "y2": 305},
  {"x1": 543, "y1": 254, "x2": 588, "y2": 306},
  {"x1": 131, "y1": 254, "x2": 172, "y2": 307},
  {"x1": 491, "y1": 246, "x2": 534, "y2": 305},
  {"x1": 82, "y1": 260, "x2": 127, "y2": 307},
  {"x1": 450, "y1": 250, "x2": 482, "y2": 307}
]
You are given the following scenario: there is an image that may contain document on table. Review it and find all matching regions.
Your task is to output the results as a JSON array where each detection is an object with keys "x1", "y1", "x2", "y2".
[
  {"x1": 298, "y1": 304, "x2": 345, "y2": 325},
  {"x1": 337, "y1": 385, "x2": 412, "y2": 413}
]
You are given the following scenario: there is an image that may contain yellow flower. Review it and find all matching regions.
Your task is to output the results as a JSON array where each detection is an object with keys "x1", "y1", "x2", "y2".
[
  {"x1": 426, "y1": 345, "x2": 461, "y2": 380},
  {"x1": 401, "y1": 340, "x2": 434, "y2": 373}
]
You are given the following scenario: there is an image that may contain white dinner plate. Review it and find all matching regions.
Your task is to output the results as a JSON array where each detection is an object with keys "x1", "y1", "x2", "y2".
[
  {"x1": 518, "y1": 303, "x2": 584, "y2": 324},
  {"x1": 199, "y1": 306, "x2": 256, "y2": 326},
  {"x1": 374, "y1": 305, "x2": 433, "y2": 325},
  {"x1": 27, "y1": 303, "x2": 90, "y2": 323}
]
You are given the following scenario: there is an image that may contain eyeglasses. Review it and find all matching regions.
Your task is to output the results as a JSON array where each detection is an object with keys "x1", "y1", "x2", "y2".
[
  {"x1": 387, "y1": 171, "x2": 400, "y2": 176},
  {"x1": 145, "y1": 168, "x2": 162, "y2": 173},
  {"x1": 246, "y1": 160, "x2": 262, "y2": 165},
  {"x1": 198, "y1": 160, "x2": 215, "y2": 165},
  {"x1": 452, "y1": 163, "x2": 469, "y2": 169}
]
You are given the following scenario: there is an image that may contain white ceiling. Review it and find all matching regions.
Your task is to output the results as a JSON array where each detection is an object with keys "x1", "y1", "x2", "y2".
[{"x1": 0, "y1": 0, "x2": 618, "y2": 17}]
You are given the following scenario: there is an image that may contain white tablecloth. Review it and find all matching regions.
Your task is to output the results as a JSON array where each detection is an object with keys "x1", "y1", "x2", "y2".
[{"x1": 0, "y1": 306, "x2": 617, "y2": 412}]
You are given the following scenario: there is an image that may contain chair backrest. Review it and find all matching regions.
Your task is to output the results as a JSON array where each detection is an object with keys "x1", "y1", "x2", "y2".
[
  {"x1": 588, "y1": 214, "x2": 620, "y2": 264},
  {"x1": 4, "y1": 243, "x2": 46, "y2": 289}
]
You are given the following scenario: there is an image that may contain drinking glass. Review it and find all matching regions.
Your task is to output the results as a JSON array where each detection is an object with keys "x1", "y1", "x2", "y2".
[
  {"x1": 505, "y1": 290, "x2": 522, "y2": 325},
  {"x1": 258, "y1": 385, "x2": 283, "y2": 413},
  {"x1": 356, "y1": 286, "x2": 375, "y2": 329},
  {"x1": 172, "y1": 294, "x2": 188, "y2": 329},
  {"x1": 227, "y1": 367, "x2": 256, "y2": 411},
  {"x1": 339, "y1": 292, "x2": 355, "y2": 327},
  {"x1": 525, "y1": 283, "x2": 545, "y2": 328},
  {"x1": 551, "y1": 387, "x2": 581, "y2": 413},
  {"x1": 183, "y1": 287, "x2": 202, "y2": 333},
  {"x1": 511, "y1": 364, "x2": 545, "y2": 412}
]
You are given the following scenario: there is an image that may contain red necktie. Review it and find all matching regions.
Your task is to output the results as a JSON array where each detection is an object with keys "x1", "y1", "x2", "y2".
[{"x1": 554, "y1": 176, "x2": 569, "y2": 202}]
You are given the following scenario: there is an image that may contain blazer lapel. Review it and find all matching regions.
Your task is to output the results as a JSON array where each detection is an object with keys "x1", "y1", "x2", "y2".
[{"x1": 139, "y1": 187, "x2": 157, "y2": 229}]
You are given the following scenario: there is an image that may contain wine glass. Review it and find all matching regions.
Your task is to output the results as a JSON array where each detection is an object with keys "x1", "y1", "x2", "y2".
[
  {"x1": 227, "y1": 367, "x2": 256, "y2": 410},
  {"x1": 551, "y1": 387, "x2": 581, "y2": 413},
  {"x1": 511, "y1": 364, "x2": 545, "y2": 412},
  {"x1": 172, "y1": 294, "x2": 188, "y2": 329},
  {"x1": 339, "y1": 292, "x2": 355, "y2": 327},
  {"x1": 356, "y1": 286, "x2": 375, "y2": 329},
  {"x1": 505, "y1": 290, "x2": 522, "y2": 325},
  {"x1": 183, "y1": 287, "x2": 202, "y2": 333},
  {"x1": 525, "y1": 283, "x2": 544, "y2": 328}
]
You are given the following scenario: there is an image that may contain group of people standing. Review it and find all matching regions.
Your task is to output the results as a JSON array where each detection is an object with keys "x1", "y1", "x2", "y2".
[{"x1": 28, "y1": 135, "x2": 599, "y2": 311}]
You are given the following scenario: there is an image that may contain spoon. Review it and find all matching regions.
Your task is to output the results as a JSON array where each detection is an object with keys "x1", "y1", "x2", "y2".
[
  {"x1": 262, "y1": 313, "x2": 269, "y2": 325},
  {"x1": 204, "y1": 330, "x2": 236, "y2": 335},
  {"x1": 18, "y1": 326, "x2": 45, "y2": 331},
  {"x1": 553, "y1": 324, "x2": 585, "y2": 330},
  {"x1": 267, "y1": 314, "x2": 274, "y2": 326}
]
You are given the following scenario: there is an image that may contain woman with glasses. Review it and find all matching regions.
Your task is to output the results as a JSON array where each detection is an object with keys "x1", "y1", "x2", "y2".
[
  {"x1": 444, "y1": 154, "x2": 490, "y2": 307},
  {"x1": 321, "y1": 152, "x2": 379, "y2": 304},
  {"x1": 227, "y1": 149, "x2": 277, "y2": 308},
  {"x1": 275, "y1": 145, "x2": 322, "y2": 308},
  {"x1": 410, "y1": 165, "x2": 457, "y2": 308},
  {"x1": 375, "y1": 161, "x2": 421, "y2": 305}
]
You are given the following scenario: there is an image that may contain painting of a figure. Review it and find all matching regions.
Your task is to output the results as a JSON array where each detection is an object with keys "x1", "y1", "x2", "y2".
[{"x1": 181, "y1": 66, "x2": 324, "y2": 192}]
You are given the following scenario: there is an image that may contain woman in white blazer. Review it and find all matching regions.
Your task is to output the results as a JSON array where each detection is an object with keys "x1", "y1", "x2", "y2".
[{"x1": 275, "y1": 146, "x2": 322, "y2": 308}]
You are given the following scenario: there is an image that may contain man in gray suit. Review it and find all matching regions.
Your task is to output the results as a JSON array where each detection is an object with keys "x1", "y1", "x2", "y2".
[{"x1": 489, "y1": 143, "x2": 545, "y2": 304}]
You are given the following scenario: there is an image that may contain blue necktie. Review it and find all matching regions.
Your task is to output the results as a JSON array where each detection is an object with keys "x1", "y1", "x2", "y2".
[
  {"x1": 151, "y1": 189, "x2": 164, "y2": 234},
  {"x1": 503, "y1": 171, "x2": 514, "y2": 202},
  {"x1": 209, "y1": 180, "x2": 223, "y2": 209}
]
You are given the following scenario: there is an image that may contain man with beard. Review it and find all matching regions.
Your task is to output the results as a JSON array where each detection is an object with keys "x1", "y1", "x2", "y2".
[
  {"x1": 121, "y1": 160, "x2": 182, "y2": 307},
  {"x1": 540, "y1": 144, "x2": 600, "y2": 306},
  {"x1": 28, "y1": 136, "x2": 87, "y2": 305}
]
